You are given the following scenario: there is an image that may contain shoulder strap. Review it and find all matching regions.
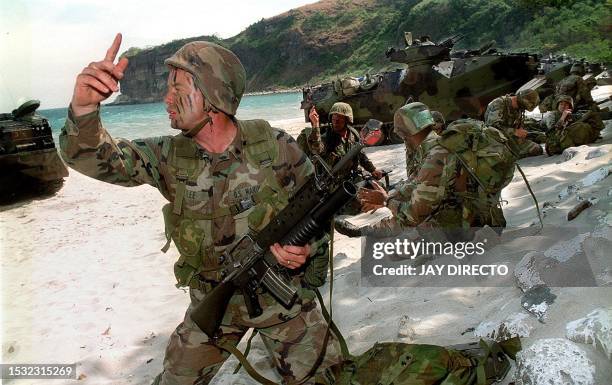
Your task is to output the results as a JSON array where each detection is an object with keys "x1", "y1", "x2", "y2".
[
  {"x1": 168, "y1": 134, "x2": 200, "y2": 215},
  {"x1": 239, "y1": 120, "x2": 289, "y2": 204},
  {"x1": 240, "y1": 119, "x2": 279, "y2": 168}
]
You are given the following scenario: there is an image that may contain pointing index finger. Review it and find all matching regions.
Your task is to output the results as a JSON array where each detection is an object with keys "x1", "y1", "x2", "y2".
[{"x1": 105, "y1": 33, "x2": 123, "y2": 62}]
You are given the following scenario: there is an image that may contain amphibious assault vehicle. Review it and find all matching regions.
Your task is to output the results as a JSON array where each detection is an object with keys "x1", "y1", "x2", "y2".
[
  {"x1": 1, "y1": 100, "x2": 68, "y2": 201},
  {"x1": 301, "y1": 33, "x2": 573, "y2": 144}
]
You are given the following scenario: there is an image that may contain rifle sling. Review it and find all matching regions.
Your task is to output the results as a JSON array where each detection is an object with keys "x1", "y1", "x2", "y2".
[
  {"x1": 312, "y1": 219, "x2": 350, "y2": 358},
  {"x1": 294, "y1": 219, "x2": 338, "y2": 384},
  {"x1": 314, "y1": 288, "x2": 349, "y2": 358},
  {"x1": 232, "y1": 329, "x2": 259, "y2": 374},
  {"x1": 515, "y1": 163, "x2": 543, "y2": 230},
  {"x1": 216, "y1": 340, "x2": 277, "y2": 385}
]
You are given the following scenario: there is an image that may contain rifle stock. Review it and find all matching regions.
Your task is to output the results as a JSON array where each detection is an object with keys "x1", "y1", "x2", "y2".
[{"x1": 191, "y1": 281, "x2": 238, "y2": 338}]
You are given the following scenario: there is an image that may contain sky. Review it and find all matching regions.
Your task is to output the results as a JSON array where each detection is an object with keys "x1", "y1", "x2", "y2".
[{"x1": 0, "y1": 0, "x2": 316, "y2": 110}]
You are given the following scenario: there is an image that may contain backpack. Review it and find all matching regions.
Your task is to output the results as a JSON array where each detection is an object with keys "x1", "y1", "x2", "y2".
[
  {"x1": 316, "y1": 338, "x2": 520, "y2": 385},
  {"x1": 308, "y1": 271, "x2": 521, "y2": 385},
  {"x1": 429, "y1": 119, "x2": 516, "y2": 229},
  {"x1": 437, "y1": 119, "x2": 516, "y2": 195}
]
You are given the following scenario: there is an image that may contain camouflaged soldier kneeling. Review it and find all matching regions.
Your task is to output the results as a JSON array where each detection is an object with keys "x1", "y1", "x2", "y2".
[
  {"x1": 358, "y1": 102, "x2": 515, "y2": 232},
  {"x1": 60, "y1": 33, "x2": 341, "y2": 385},
  {"x1": 484, "y1": 89, "x2": 543, "y2": 158},
  {"x1": 544, "y1": 95, "x2": 603, "y2": 155}
]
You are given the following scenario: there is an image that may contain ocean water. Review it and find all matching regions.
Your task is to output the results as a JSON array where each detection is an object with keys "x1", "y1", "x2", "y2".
[{"x1": 41, "y1": 92, "x2": 305, "y2": 141}]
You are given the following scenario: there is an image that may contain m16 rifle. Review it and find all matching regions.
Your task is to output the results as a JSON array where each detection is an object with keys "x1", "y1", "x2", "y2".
[{"x1": 190, "y1": 144, "x2": 365, "y2": 338}]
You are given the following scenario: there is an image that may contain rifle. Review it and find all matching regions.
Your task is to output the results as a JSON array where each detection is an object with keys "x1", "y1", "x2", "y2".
[
  {"x1": 190, "y1": 144, "x2": 365, "y2": 338},
  {"x1": 353, "y1": 169, "x2": 390, "y2": 191}
]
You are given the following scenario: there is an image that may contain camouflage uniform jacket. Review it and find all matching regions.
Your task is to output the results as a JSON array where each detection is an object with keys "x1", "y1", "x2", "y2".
[
  {"x1": 405, "y1": 131, "x2": 439, "y2": 179},
  {"x1": 484, "y1": 95, "x2": 543, "y2": 158},
  {"x1": 387, "y1": 144, "x2": 466, "y2": 227},
  {"x1": 59, "y1": 108, "x2": 319, "y2": 286},
  {"x1": 484, "y1": 95, "x2": 520, "y2": 139},
  {"x1": 555, "y1": 74, "x2": 596, "y2": 110},
  {"x1": 307, "y1": 124, "x2": 376, "y2": 173}
]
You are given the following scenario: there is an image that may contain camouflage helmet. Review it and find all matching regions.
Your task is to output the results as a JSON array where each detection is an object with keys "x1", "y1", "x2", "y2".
[
  {"x1": 516, "y1": 89, "x2": 540, "y2": 111},
  {"x1": 328, "y1": 102, "x2": 353, "y2": 124},
  {"x1": 165, "y1": 41, "x2": 246, "y2": 116},
  {"x1": 431, "y1": 110, "x2": 445, "y2": 126},
  {"x1": 393, "y1": 102, "x2": 435, "y2": 137},
  {"x1": 555, "y1": 94, "x2": 574, "y2": 109},
  {"x1": 570, "y1": 63, "x2": 585, "y2": 75}
]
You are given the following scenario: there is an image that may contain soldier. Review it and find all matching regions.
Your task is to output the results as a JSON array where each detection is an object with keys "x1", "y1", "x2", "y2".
[
  {"x1": 304, "y1": 102, "x2": 383, "y2": 179},
  {"x1": 404, "y1": 110, "x2": 445, "y2": 178},
  {"x1": 359, "y1": 102, "x2": 513, "y2": 230},
  {"x1": 60, "y1": 33, "x2": 341, "y2": 385},
  {"x1": 484, "y1": 89, "x2": 543, "y2": 158},
  {"x1": 544, "y1": 95, "x2": 603, "y2": 155},
  {"x1": 555, "y1": 63, "x2": 598, "y2": 111}
]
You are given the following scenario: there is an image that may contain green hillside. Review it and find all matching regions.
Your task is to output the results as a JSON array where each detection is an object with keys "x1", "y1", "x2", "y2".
[{"x1": 119, "y1": 0, "x2": 610, "y2": 102}]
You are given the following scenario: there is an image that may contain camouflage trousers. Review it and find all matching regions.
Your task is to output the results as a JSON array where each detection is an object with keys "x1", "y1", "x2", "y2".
[{"x1": 156, "y1": 284, "x2": 342, "y2": 385}]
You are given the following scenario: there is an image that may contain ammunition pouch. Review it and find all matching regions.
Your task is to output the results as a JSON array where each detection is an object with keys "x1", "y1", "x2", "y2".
[{"x1": 162, "y1": 204, "x2": 221, "y2": 287}]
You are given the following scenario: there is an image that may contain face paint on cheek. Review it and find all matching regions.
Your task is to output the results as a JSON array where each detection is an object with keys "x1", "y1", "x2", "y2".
[
  {"x1": 175, "y1": 94, "x2": 184, "y2": 115},
  {"x1": 187, "y1": 94, "x2": 193, "y2": 111},
  {"x1": 178, "y1": 95, "x2": 187, "y2": 115}
]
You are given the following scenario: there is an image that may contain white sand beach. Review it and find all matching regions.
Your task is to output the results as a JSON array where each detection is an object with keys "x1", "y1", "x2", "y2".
[{"x1": 1, "y1": 117, "x2": 611, "y2": 384}]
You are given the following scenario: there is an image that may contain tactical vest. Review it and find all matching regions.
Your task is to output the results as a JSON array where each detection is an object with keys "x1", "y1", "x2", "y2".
[
  {"x1": 433, "y1": 119, "x2": 516, "y2": 229},
  {"x1": 161, "y1": 120, "x2": 289, "y2": 288}
]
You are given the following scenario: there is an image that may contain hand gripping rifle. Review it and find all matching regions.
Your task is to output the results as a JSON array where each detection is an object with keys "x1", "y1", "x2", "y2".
[{"x1": 190, "y1": 144, "x2": 364, "y2": 338}]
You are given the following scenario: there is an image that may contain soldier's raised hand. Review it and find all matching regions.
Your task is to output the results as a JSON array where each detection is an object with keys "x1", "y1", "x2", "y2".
[
  {"x1": 309, "y1": 106, "x2": 320, "y2": 128},
  {"x1": 71, "y1": 33, "x2": 129, "y2": 116},
  {"x1": 561, "y1": 108, "x2": 573, "y2": 121}
]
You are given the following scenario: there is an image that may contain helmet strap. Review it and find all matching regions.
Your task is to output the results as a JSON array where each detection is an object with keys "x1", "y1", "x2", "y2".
[
  {"x1": 182, "y1": 114, "x2": 212, "y2": 138},
  {"x1": 182, "y1": 98, "x2": 217, "y2": 138}
]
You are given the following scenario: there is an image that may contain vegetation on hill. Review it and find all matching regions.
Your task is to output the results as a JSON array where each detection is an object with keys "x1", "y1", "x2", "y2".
[{"x1": 120, "y1": 0, "x2": 610, "y2": 96}]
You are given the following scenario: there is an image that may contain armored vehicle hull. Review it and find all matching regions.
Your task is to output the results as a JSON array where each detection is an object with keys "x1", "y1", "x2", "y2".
[
  {"x1": 1, "y1": 100, "x2": 68, "y2": 201},
  {"x1": 301, "y1": 34, "x2": 555, "y2": 144}
]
